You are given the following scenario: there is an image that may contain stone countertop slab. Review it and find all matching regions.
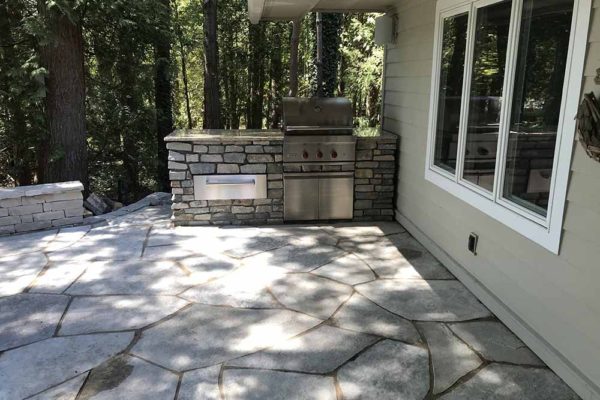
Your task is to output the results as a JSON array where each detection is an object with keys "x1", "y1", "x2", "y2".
[
  {"x1": 165, "y1": 129, "x2": 284, "y2": 142},
  {"x1": 164, "y1": 128, "x2": 398, "y2": 143}
]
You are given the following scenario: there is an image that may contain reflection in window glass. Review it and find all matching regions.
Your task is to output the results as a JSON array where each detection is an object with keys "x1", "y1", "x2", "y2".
[
  {"x1": 433, "y1": 13, "x2": 469, "y2": 173},
  {"x1": 503, "y1": 0, "x2": 573, "y2": 216},
  {"x1": 462, "y1": 1, "x2": 512, "y2": 191}
]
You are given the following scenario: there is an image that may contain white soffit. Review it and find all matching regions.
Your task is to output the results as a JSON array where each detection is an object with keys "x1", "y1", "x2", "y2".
[
  {"x1": 314, "y1": 0, "x2": 395, "y2": 12},
  {"x1": 248, "y1": 0, "x2": 393, "y2": 23}
]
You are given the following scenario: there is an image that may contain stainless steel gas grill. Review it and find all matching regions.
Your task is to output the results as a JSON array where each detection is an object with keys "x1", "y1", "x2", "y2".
[{"x1": 282, "y1": 97, "x2": 357, "y2": 221}]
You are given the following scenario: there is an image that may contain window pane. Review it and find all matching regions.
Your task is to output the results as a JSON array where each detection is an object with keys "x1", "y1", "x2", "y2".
[
  {"x1": 433, "y1": 13, "x2": 469, "y2": 173},
  {"x1": 462, "y1": 1, "x2": 512, "y2": 191},
  {"x1": 503, "y1": 0, "x2": 573, "y2": 216}
]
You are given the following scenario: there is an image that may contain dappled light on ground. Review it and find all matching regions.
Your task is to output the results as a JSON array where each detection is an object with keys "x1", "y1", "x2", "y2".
[{"x1": 0, "y1": 207, "x2": 579, "y2": 399}]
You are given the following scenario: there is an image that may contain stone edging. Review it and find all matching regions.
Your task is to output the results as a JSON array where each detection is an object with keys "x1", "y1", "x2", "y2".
[{"x1": 82, "y1": 192, "x2": 172, "y2": 227}]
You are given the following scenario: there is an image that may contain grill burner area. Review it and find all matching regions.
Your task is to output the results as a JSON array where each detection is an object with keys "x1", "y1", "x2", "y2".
[{"x1": 282, "y1": 97, "x2": 357, "y2": 221}]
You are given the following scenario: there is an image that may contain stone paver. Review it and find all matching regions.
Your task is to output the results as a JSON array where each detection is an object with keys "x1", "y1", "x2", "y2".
[
  {"x1": 223, "y1": 369, "x2": 337, "y2": 400},
  {"x1": 448, "y1": 321, "x2": 544, "y2": 366},
  {"x1": 48, "y1": 225, "x2": 149, "y2": 262},
  {"x1": 0, "y1": 211, "x2": 574, "y2": 400},
  {"x1": 228, "y1": 324, "x2": 378, "y2": 373},
  {"x1": 0, "y1": 293, "x2": 69, "y2": 351},
  {"x1": 270, "y1": 273, "x2": 353, "y2": 320},
  {"x1": 181, "y1": 264, "x2": 285, "y2": 308},
  {"x1": 340, "y1": 235, "x2": 454, "y2": 280},
  {"x1": 77, "y1": 355, "x2": 178, "y2": 400},
  {"x1": 417, "y1": 322, "x2": 482, "y2": 394},
  {"x1": 179, "y1": 255, "x2": 240, "y2": 284},
  {"x1": 59, "y1": 295, "x2": 189, "y2": 335},
  {"x1": 29, "y1": 373, "x2": 88, "y2": 400},
  {"x1": 0, "y1": 332, "x2": 133, "y2": 399},
  {"x1": 312, "y1": 254, "x2": 376, "y2": 285},
  {"x1": 45, "y1": 225, "x2": 91, "y2": 253},
  {"x1": 323, "y1": 221, "x2": 406, "y2": 239},
  {"x1": 30, "y1": 261, "x2": 88, "y2": 293},
  {"x1": 145, "y1": 225, "x2": 222, "y2": 248},
  {"x1": 132, "y1": 304, "x2": 321, "y2": 371},
  {"x1": 65, "y1": 259, "x2": 191, "y2": 295},
  {"x1": 330, "y1": 293, "x2": 421, "y2": 343},
  {"x1": 0, "y1": 229, "x2": 57, "y2": 256},
  {"x1": 338, "y1": 340, "x2": 430, "y2": 400},
  {"x1": 142, "y1": 244, "x2": 204, "y2": 260},
  {"x1": 357, "y1": 279, "x2": 492, "y2": 321},
  {"x1": 262, "y1": 225, "x2": 339, "y2": 247},
  {"x1": 223, "y1": 234, "x2": 289, "y2": 259},
  {"x1": 0, "y1": 252, "x2": 47, "y2": 295},
  {"x1": 107, "y1": 205, "x2": 171, "y2": 228},
  {"x1": 439, "y1": 364, "x2": 579, "y2": 400},
  {"x1": 178, "y1": 366, "x2": 222, "y2": 400},
  {"x1": 243, "y1": 244, "x2": 346, "y2": 273}
]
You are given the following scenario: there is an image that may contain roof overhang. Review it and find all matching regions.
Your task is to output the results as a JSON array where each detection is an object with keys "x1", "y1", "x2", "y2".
[{"x1": 248, "y1": 0, "x2": 395, "y2": 24}]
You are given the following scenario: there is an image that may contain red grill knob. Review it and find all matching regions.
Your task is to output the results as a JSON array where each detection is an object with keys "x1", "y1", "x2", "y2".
[
  {"x1": 331, "y1": 150, "x2": 338, "y2": 159},
  {"x1": 302, "y1": 151, "x2": 309, "y2": 160},
  {"x1": 317, "y1": 150, "x2": 323, "y2": 159}
]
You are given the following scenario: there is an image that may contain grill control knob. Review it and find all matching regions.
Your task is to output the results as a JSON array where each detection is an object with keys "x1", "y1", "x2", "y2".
[
  {"x1": 331, "y1": 150, "x2": 338, "y2": 159},
  {"x1": 302, "y1": 151, "x2": 309, "y2": 160},
  {"x1": 317, "y1": 150, "x2": 323, "y2": 159}
]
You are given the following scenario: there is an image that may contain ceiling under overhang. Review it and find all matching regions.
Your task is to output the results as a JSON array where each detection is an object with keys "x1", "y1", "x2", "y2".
[{"x1": 248, "y1": 0, "x2": 395, "y2": 24}]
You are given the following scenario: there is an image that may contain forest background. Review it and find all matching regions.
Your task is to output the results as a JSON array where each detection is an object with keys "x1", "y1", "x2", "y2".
[{"x1": 0, "y1": 0, "x2": 383, "y2": 203}]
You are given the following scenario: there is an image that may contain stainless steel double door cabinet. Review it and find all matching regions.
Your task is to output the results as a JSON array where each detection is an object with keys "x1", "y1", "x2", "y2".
[{"x1": 284, "y1": 172, "x2": 354, "y2": 221}]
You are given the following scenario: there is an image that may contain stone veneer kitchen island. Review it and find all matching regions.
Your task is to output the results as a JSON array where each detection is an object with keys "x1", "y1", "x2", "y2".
[{"x1": 165, "y1": 128, "x2": 397, "y2": 226}]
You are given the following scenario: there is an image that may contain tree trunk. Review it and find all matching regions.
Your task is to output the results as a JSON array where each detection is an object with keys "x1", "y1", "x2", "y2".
[
  {"x1": 247, "y1": 23, "x2": 265, "y2": 129},
  {"x1": 203, "y1": 0, "x2": 221, "y2": 129},
  {"x1": 321, "y1": 13, "x2": 343, "y2": 97},
  {"x1": 0, "y1": 0, "x2": 33, "y2": 185},
  {"x1": 270, "y1": 24, "x2": 283, "y2": 128},
  {"x1": 315, "y1": 12, "x2": 323, "y2": 97},
  {"x1": 174, "y1": 2, "x2": 193, "y2": 129},
  {"x1": 116, "y1": 34, "x2": 141, "y2": 203},
  {"x1": 288, "y1": 19, "x2": 301, "y2": 97},
  {"x1": 37, "y1": 0, "x2": 87, "y2": 187},
  {"x1": 154, "y1": 0, "x2": 174, "y2": 192},
  {"x1": 229, "y1": 29, "x2": 240, "y2": 129}
]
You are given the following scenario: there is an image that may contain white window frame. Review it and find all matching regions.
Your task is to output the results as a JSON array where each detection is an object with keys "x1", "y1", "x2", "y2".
[{"x1": 424, "y1": 0, "x2": 591, "y2": 254}]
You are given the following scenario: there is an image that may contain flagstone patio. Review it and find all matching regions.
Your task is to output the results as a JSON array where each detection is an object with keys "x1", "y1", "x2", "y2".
[{"x1": 0, "y1": 204, "x2": 580, "y2": 399}]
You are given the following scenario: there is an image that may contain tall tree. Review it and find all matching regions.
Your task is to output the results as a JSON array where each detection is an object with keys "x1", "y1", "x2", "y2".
[
  {"x1": 202, "y1": 0, "x2": 221, "y2": 128},
  {"x1": 247, "y1": 23, "x2": 265, "y2": 128},
  {"x1": 0, "y1": 0, "x2": 37, "y2": 185},
  {"x1": 116, "y1": 27, "x2": 142, "y2": 202},
  {"x1": 321, "y1": 13, "x2": 343, "y2": 97},
  {"x1": 269, "y1": 23, "x2": 284, "y2": 128},
  {"x1": 154, "y1": 0, "x2": 174, "y2": 191},
  {"x1": 288, "y1": 19, "x2": 301, "y2": 97},
  {"x1": 37, "y1": 0, "x2": 87, "y2": 186},
  {"x1": 314, "y1": 12, "x2": 323, "y2": 97},
  {"x1": 174, "y1": 2, "x2": 193, "y2": 129}
]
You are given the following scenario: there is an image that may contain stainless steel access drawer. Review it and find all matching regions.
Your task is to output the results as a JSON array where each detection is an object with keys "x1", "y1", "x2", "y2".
[{"x1": 194, "y1": 175, "x2": 267, "y2": 201}]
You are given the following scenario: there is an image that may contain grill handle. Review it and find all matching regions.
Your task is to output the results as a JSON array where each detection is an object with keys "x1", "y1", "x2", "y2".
[{"x1": 206, "y1": 177, "x2": 256, "y2": 186}]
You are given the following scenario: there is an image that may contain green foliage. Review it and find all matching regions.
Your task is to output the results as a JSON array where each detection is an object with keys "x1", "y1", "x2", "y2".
[
  {"x1": 0, "y1": 0, "x2": 383, "y2": 199},
  {"x1": 0, "y1": 0, "x2": 46, "y2": 186},
  {"x1": 340, "y1": 14, "x2": 383, "y2": 127}
]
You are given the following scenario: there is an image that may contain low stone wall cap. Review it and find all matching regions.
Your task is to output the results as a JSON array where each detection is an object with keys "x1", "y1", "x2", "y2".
[{"x1": 0, "y1": 181, "x2": 84, "y2": 200}]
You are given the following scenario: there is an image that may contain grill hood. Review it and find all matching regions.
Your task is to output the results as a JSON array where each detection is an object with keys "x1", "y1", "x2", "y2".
[{"x1": 282, "y1": 97, "x2": 353, "y2": 134}]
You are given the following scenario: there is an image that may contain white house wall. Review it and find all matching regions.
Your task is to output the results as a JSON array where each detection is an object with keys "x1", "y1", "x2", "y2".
[{"x1": 383, "y1": 0, "x2": 600, "y2": 398}]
